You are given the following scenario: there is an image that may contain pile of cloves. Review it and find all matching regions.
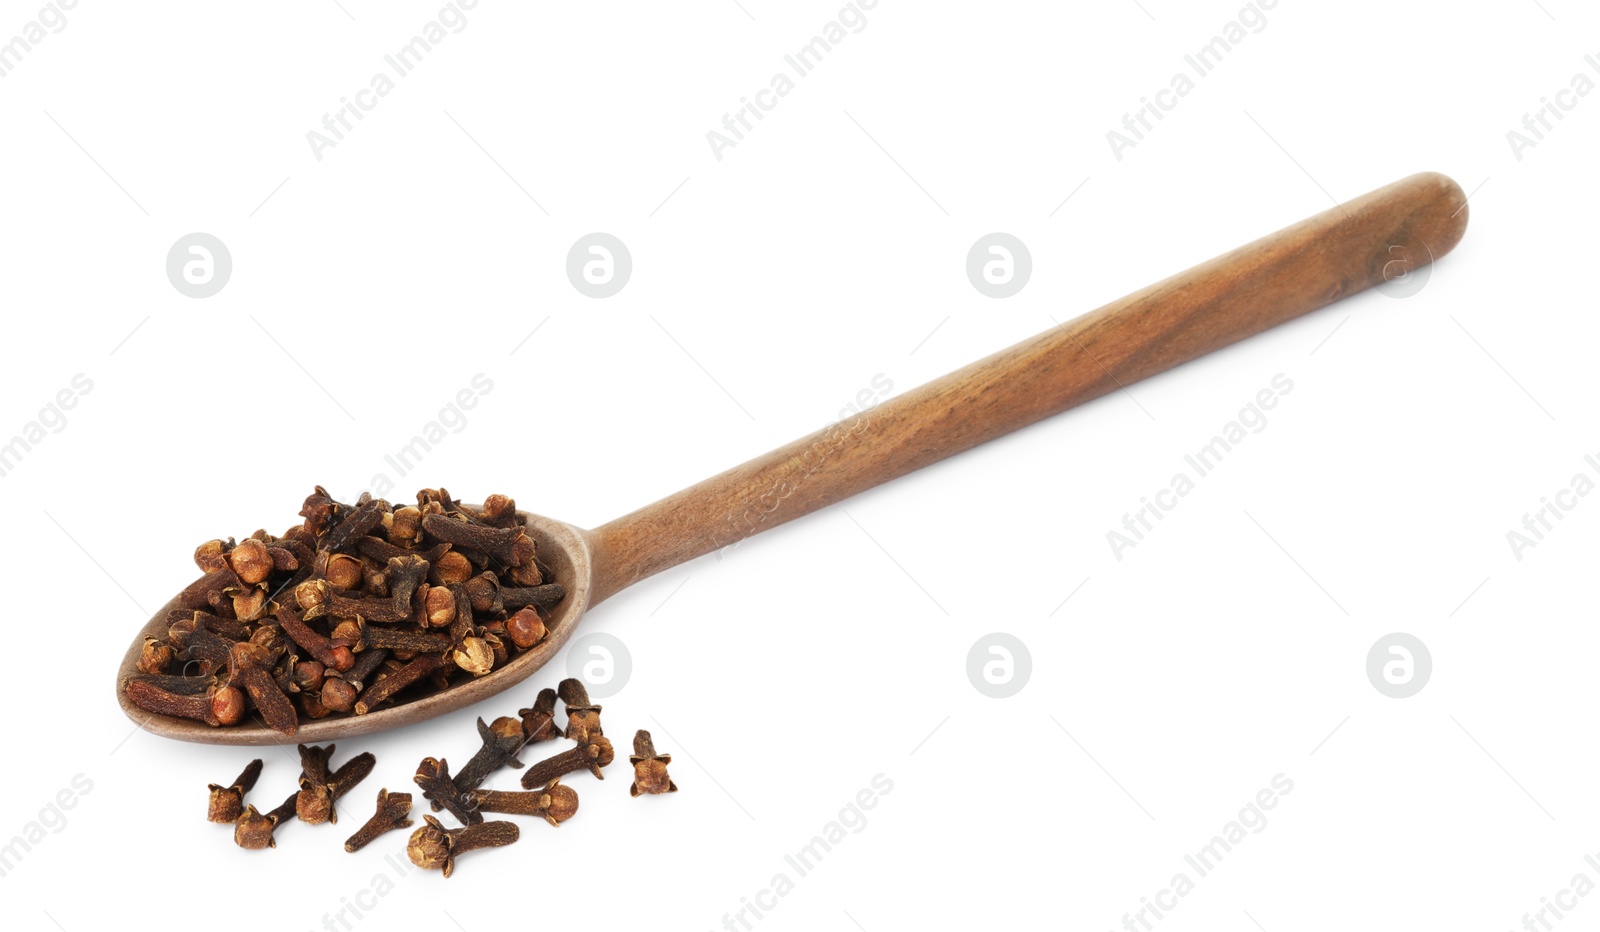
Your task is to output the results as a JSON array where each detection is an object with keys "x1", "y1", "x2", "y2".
[
  {"x1": 126, "y1": 487, "x2": 566, "y2": 734},
  {"x1": 397, "y1": 677, "x2": 677, "y2": 876},
  {"x1": 195, "y1": 676, "x2": 677, "y2": 872},
  {"x1": 209, "y1": 744, "x2": 376, "y2": 850}
]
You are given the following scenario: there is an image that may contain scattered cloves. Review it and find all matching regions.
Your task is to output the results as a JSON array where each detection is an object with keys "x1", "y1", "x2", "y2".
[
  {"x1": 413, "y1": 757, "x2": 481, "y2": 826},
  {"x1": 558, "y1": 677, "x2": 604, "y2": 743},
  {"x1": 343, "y1": 788, "x2": 414, "y2": 853},
  {"x1": 468, "y1": 781, "x2": 579, "y2": 827},
  {"x1": 207, "y1": 759, "x2": 263, "y2": 823},
  {"x1": 629, "y1": 730, "x2": 678, "y2": 797},
  {"x1": 234, "y1": 790, "x2": 297, "y2": 850},
  {"x1": 518, "y1": 687, "x2": 562, "y2": 745},
  {"x1": 406, "y1": 815, "x2": 519, "y2": 878},
  {"x1": 450, "y1": 717, "x2": 527, "y2": 797},
  {"x1": 520, "y1": 736, "x2": 614, "y2": 789},
  {"x1": 295, "y1": 743, "x2": 338, "y2": 825}
]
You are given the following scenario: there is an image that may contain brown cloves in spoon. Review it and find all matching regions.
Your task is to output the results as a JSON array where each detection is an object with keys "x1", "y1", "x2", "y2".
[{"x1": 115, "y1": 173, "x2": 1469, "y2": 744}]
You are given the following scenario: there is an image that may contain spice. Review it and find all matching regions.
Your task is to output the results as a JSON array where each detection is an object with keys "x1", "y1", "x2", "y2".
[
  {"x1": 125, "y1": 487, "x2": 565, "y2": 731},
  {"x1": 295, "y1": 744, "x2": 337, "y2": 824},
  {"x1": 468, "y1": 782, "x2": 579, "y2": 827},
  {"x1": 344, "y1": 789, "x2": 414, "y2": 852},
  {"x1": 629, "y1": 730, "x2": 678, "y2": 797},
  {"x1": 406, "y1": 815, "x2": 519, "y2": 878},
  {"x1": 297, "y1": 746, "x2": 376, "y2": 825},
  {"x1": 518, "y1": 687, "x2": 562, "y2": 745},
  {"x1": 557, "y1": 678, "x2": 603, "y2": 743},
  {"x1": 207, "y1": 759, "x2": 263, "y2": 823},
  {"x1": 451, "y1": 717, "x2": 527, "y2": 794},
  {"x1": 413, "y1": 757, "x2": 481, "y2": 826},
  {"x1": 234, "y1": 790, "x2": 297, "y2": 850},
  {"x1": 519, "y1": 737, "x2": 615, "y2": 789},
  {"x1": 124, "y1": 678, "x2": 244, "y2": 727},
  {"x1": 229, "y1": 641, "x2": 297, "y2": 735}
]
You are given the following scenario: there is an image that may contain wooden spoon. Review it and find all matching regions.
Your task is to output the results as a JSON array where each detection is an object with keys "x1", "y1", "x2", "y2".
[{"x1": 116, "y1": 172, "x2": 1469, "y2": 744}]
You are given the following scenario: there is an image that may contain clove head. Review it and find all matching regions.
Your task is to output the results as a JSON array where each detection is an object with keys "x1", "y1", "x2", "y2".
[
  {"x1": 233, "y1": 794, "x2": 294, "y2": 851},
  {"x1": 452, "y1": 637, "x2": 494, "y2": 677},
  {"x1": 629, "y1": 729, "x2": 677, "y2": 796},
  {"x1": 227, "y1": 538, "x2": 275, "y2": 586},
  {"x1": 210, "y1": 685, "x2": 246, "y2": 726},
  {"x1": 518, "y1": 687, "x2": 561, "y2": 744},
  {"x1": 407, "y1": 815, "x2": 519, "y2": 878},
  {"x1": 504, "y1": 607, "x2": 547, "y2": 650},
  {"x1": 207, "y1": 759, "x2": 263, "y2": 823},
  {"x1": 406, "y1": 815, "x2": 454, "y2": 873},
  {"x1": 208, "y1": 786, "x2": 247, "y2": 823}
]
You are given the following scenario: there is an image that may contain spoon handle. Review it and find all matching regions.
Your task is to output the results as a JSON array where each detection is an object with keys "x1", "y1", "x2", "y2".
[{"x1": 586, "y1": 172, "x2": 1469, "y2": 603}]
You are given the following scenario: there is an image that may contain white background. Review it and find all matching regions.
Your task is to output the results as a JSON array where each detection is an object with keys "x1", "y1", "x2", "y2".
[{"x1": 1, "y1": 1, "x2": 1596, "y2": 930}]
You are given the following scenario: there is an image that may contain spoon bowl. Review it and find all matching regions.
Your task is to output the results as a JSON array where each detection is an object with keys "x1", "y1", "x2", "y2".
[
  {"x1": 114, "y1": 173, "x2": 1469, "y2": 744},
  {"x1": 115, "y1": 512, "x2": 595, "y2": 745}
]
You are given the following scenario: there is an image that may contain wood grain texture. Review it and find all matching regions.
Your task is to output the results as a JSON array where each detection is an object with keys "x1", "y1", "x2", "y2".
[{"x1": 586, "y1": 172, "x2": 1469, "y2": 602}]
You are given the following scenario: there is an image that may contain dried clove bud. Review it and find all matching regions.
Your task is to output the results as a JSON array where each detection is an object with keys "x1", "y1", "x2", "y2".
[
  {"x1": 292, "y1": 745, "x2": 376, "y2": 826},
  {"x1": 228, "y1": 641, "x2": 297, "y2": 735},
  {"x1": 295, "y1": 744, "x2": 338, "y2": 825},
  {"x1": 194, "y1": 538, "x2": 233, "y2": 574},
  {"x1": 227, "y1": 538, "x2": 275, "y2": 586},
  {"x1": 292, "y1": 659, "x2": 326, "y2": 694},
  {"x1": 423, "y1": 585, "x2": 457, "y2": 628},
  {"x1": 430, "y1": 551, "x2": 473, "y2": 586},
  {"x1": 468, "y1": 781, "x2": 579, "y2": 827},
  {"x1": 207, "y1": 759, "x2": 263, "y2": 823},
  {"x1": 502, "y1": 583, "x2": 566, "y2": 611},
  {"x1": 354, "y1": 652, "x2": 448, "y2": 715},
  {"x1": 276, "y1": 603, "x2": 354, "y2": 673},
  {"x1": 324, "y1": 553, "x2": 364, "y2": 591},
  {"x1": 504, "y1": 607, "x2": 547, "y2": 650},
  {"x1": 519, "y1": 736, "x2": 614, "y2": 789},
  {"x1": 125, "y1": 679, "x2": 244, "y2": 727},
  {"x1": 407, "y1": 815, "x2": 519, "y2": 878},
  {"x1": 452, "y1": 636, "x2": 494, "y2": 677},
  {"x1": 413, "y1": 757, "x2": 480, "y2": 826},
  {"x1": 419, "y1": 514, "x2": 530, "y2": 566},
  {"x1": 558, "y1": 677, "x2": 603, "y2": 743},
  {"x1": 518, "y1": 687, "x2": 562, "y2": 745},
  {"x1": 234, "y1": 790, "x2": 297, "y2": 850},
  {"x1": 359, "y1": 623, "x2": 451, "y2": 654},
  {"x1": 629, "y1": 730, "x2": 678, "y2": 797},
  {"x1": 477, "y1": 493, "x2": 514, "y2": 525},
  {"x1": 344, "y1": 788, "x2": 414, "y2": 852},
  {"x1": 451, "y1": 717, "x2": 527, "y2": 794}
]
